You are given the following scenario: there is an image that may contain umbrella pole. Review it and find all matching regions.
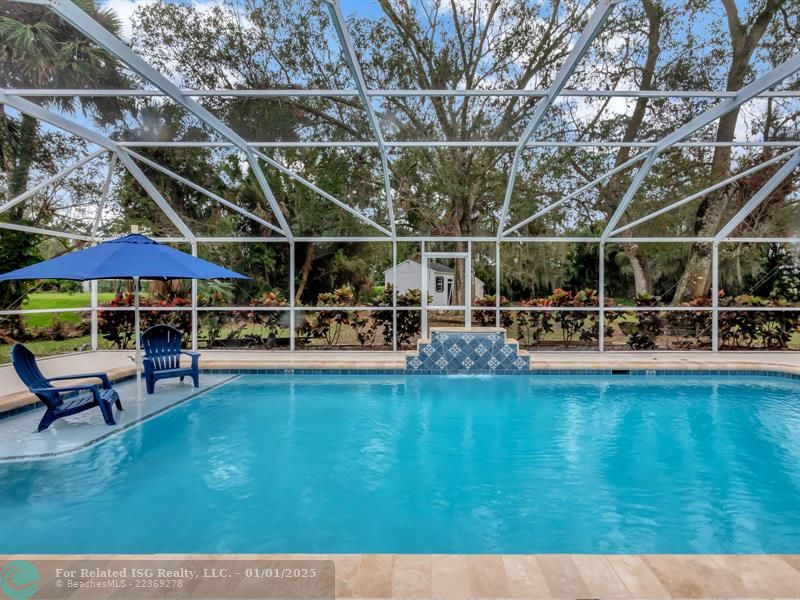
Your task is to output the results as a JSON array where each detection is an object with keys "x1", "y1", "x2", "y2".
[{"x1": 134, "y1": 276, "x2": 142, "y2": 402}]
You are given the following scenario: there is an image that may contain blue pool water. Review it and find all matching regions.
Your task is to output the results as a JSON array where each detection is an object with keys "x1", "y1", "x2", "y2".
[{"x1": 0, "y1": 373, "x2": 798, "y2": 554}]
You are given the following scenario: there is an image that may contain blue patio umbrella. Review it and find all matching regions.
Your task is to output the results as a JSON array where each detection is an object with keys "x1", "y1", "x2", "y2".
[{"x1": 0, "y1": 233, "x2": 248, "y2": 374}]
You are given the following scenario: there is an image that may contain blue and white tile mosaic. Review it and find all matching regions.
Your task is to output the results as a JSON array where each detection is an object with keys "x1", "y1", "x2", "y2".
[{"x1": 406, "y1": 328, "x2": 530, "y2": 373}]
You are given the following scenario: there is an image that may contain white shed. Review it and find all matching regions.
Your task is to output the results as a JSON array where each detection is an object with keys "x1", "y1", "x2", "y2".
[{"x1": 384, "y1": 259, "x2": 485, "y2": 306}]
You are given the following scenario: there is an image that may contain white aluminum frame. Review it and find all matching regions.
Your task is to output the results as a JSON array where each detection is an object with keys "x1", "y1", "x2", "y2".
[
  {"x1": 1, "y1": 0, "x2": 799, "y2": 354},
  {"x1": 420, "y1": 251, "x2": 471, "y2": 335}
]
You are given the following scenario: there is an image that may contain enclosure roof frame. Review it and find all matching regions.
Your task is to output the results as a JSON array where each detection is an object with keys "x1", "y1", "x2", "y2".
[{"x1": 1, "y1": 0, "x2": 798, "y2": 246}]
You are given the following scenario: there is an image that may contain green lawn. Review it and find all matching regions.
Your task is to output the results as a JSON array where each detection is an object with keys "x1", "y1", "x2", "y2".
[
  {"x1": 0, "y1": 335, "x2": 92, "y2": 363},
  {"x1": 22, "y1": 292, "x2": 115, "y2": 328}
]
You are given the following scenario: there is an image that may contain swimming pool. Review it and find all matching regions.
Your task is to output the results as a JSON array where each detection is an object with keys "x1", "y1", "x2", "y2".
[{"x1": 0, "y1": 373, "x2": 798, "y2": 554}]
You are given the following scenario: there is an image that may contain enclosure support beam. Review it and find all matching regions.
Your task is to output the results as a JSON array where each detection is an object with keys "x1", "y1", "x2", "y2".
[
  {"x1": 495, "y1": 243, "x2": 501, "y2": 328},
  {"x1": 496, "y1": 0, "x2": 619, "y2": 239},
  {"x1": 191, "y1": 243, "x2": 199, "y2": 351},
  {"x1": 712, "y1": 243, "x2": 719, "y2": 352},
  {"x1": 466, "y1": 241, "x2": 473, "y2": 328},
  {"x1": 0, "y1": 221, "x2": 94, "y2": 242},
  {"x1": 598, "y1": 242, "x2": 606, "y2": 352},
  {"x1": 127, "y1": 150, "x2": 284, "y2": 236},
  {"x1": 115, "y1": 140, "x2": 800, "y2": 149},
  {"x1": 504, "y1": 153, "x2": 648, "y2": 236},
  {"x1": 714, "y1": 151, "x2": 800, "y2": 241},
  {"x1": 9, "y1": 88, "x2": 800, "y2": 99},
  {"x1": 323, "y1": 0, "x2": 396, "y2": 237},
  {"x1": 610, "y1": 146, "x2": 800, "y2": 236},
  {"x1": 506, "y1": 51, "x2": 800, "y2": 239},
  {"x1": 420, "y1": 241, "x2": 427, "y2": 338},
  {"x1": 392, "y1": 240, "x2": 398, "y2": 352},
  {"x1": 117, "y1": 152, "x2": 198, "y2": 242},
  {"x1": 90, "y1": 153, "x2": 118, "y2": 351},
  {"x1": 0, "y1": 149, "x2": 107, "y2": 215},
  {"x1": 13, "y1": 0, "x2": 293, "y2": 241},
  {"x1": 252, "y1": 150, "x2": 392, "y2": 236},
  {"x1": 0, "y1": 92, "x2": 196, "y2": 242},
  {"x1": 600, "y1": 152, "x2": 658, "y2": 240},
  {"x1": 599, "y1": 51, "x2": 800, "y2": 241},
  {"x1": 289, "y1": 242, "x2": 296, "y2": 351}
]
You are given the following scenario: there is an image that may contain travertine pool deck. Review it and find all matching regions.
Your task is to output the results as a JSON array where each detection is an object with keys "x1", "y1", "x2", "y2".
[{"x1": 2, "y1": 553, "x2": 798, "y2": 599}]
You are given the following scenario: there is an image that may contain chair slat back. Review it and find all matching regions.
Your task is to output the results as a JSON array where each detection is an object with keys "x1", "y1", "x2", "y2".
[
  {"x1": 11, "y1": 344, "x2": 59, "y2": 407},
  {"x1": 142, "y1": 325, "x2": 184, "y2": 371}
]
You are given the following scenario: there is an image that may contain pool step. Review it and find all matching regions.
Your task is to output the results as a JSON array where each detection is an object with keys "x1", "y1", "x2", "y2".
[{"x1": 406, "y1": 327, "x2": 530, "y2": 373}]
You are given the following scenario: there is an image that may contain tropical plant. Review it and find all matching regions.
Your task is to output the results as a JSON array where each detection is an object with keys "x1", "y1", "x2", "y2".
[
  {"x1": 246, "y1": 290, "x2": 289, "y2": 348},
  {"x1": 306, "y1": 286, "x2": 354, "y2": 347},
  {"x1": 718, "y1": 294, "x2": 800, "y2": 350},
  {"x1": 515, "y1": 298, "x2": 554, "y2": 347},
  {"x1": 472, "y1": 295, "x2": 514, "y2": 329},
  {"x1": 666, "y1": 296, "x2": 713, "y2": 349},
  {"x1": 371, "y1": 285, "x2": 426, "y2": 348},
  {"x1": 622, "y1": 293, "x2": 663, "y2": 350},
  {"x1": 97, "y1": 292, "x2": 191, "y2": 349}
]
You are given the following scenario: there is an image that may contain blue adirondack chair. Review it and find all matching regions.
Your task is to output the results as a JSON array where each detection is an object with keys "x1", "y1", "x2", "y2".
[
  {"x1": 11, "y1": 344, "x2": 122, "y2": 432},
  {"x1": 141, "y1": 325, "x2": 200, "y2": 394}
]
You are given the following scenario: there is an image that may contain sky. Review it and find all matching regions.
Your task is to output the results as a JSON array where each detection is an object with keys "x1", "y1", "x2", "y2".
[{"x1": 103, "y1": 0, "x2": 385, "y2": 42}]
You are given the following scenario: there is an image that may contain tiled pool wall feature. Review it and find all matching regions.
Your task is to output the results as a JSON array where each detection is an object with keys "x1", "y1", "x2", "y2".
[{"x1": 406, "y1": 328, "x2": 531, "y2": 373}]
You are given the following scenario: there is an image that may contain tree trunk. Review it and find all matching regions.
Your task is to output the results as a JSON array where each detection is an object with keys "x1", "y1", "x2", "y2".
[
  {"x1": 596, "y1": 0, "x2": 662, "y2": 296},
  {"x1": 623, "y1": 244, "x2": 653, "y2": 296},
  {"x1": 453, "y1": 241, "x2": 466, "y2": 308},
  {"x1": 294, "y1": 242, "x2": 315, "y2": 303},
  {"x1": 9, "y1": 114, "x2": 37, "y2": 200},
  {"x1": 672, "y1": 0, "x2": 783, "y2": 302}
]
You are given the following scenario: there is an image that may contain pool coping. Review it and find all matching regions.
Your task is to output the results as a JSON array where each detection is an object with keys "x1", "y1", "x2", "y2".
[
  {"x1": 1, "y1": 553, "x2": 798, "y2": 599},
  {"x1": 2, "y1": 366, "x2": 799, "y2": 422}
]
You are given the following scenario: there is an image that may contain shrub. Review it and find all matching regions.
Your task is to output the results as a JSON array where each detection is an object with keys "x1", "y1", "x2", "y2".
[
  {"x1": 547, "y1": 288, "x2": 608, "y2": 347},
  {"x1": 98, "y1": 292, "x2": 192, "y2": 349},
  {"x1": 371, "y1": 285, "x2": 425, "y2": 348},
  {"x1": 307, "y1": 286, "x2": 356, "y2": 347},
  {"x1": 622, "y1": 293, "x2": 662, "y2": 350},
  {"x1": 472, "y1": 295, "x2": 514, "y2": 328},
  {"x1": 246, "y1": 290, "x2": 288, "y2": 348},
  {"x1": 666, "y1": 296, "x2": 712, "y2": 349},
  {"x1": 515, "y1": 298, "x2": 554, "y2": 347},
  {"x1": 351, "y1": 311, "x2": 377, "y2": 346},
  {"x1": 719, "y1": 294, "x2": 800, "y2": 350}
]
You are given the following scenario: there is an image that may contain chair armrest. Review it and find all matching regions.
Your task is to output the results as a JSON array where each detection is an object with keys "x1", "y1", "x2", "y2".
[
  {"x1": 47, "y1": 373, "x2": 111, "y2": 389},
  {"x1": 182, "y1": 350, "x2": 201, "y2": 366},
  {"x1": 31, "y1": 384, "x2": 100, "y2": 397}
]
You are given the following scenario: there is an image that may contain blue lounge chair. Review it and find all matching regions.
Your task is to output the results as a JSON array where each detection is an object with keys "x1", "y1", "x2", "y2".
[
  {"x1": 11, "y1": 344, "x2": 122, "y2": 432},
  {"x1": 141, "y1": 325, "x2": 200, "y2": 394}
]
